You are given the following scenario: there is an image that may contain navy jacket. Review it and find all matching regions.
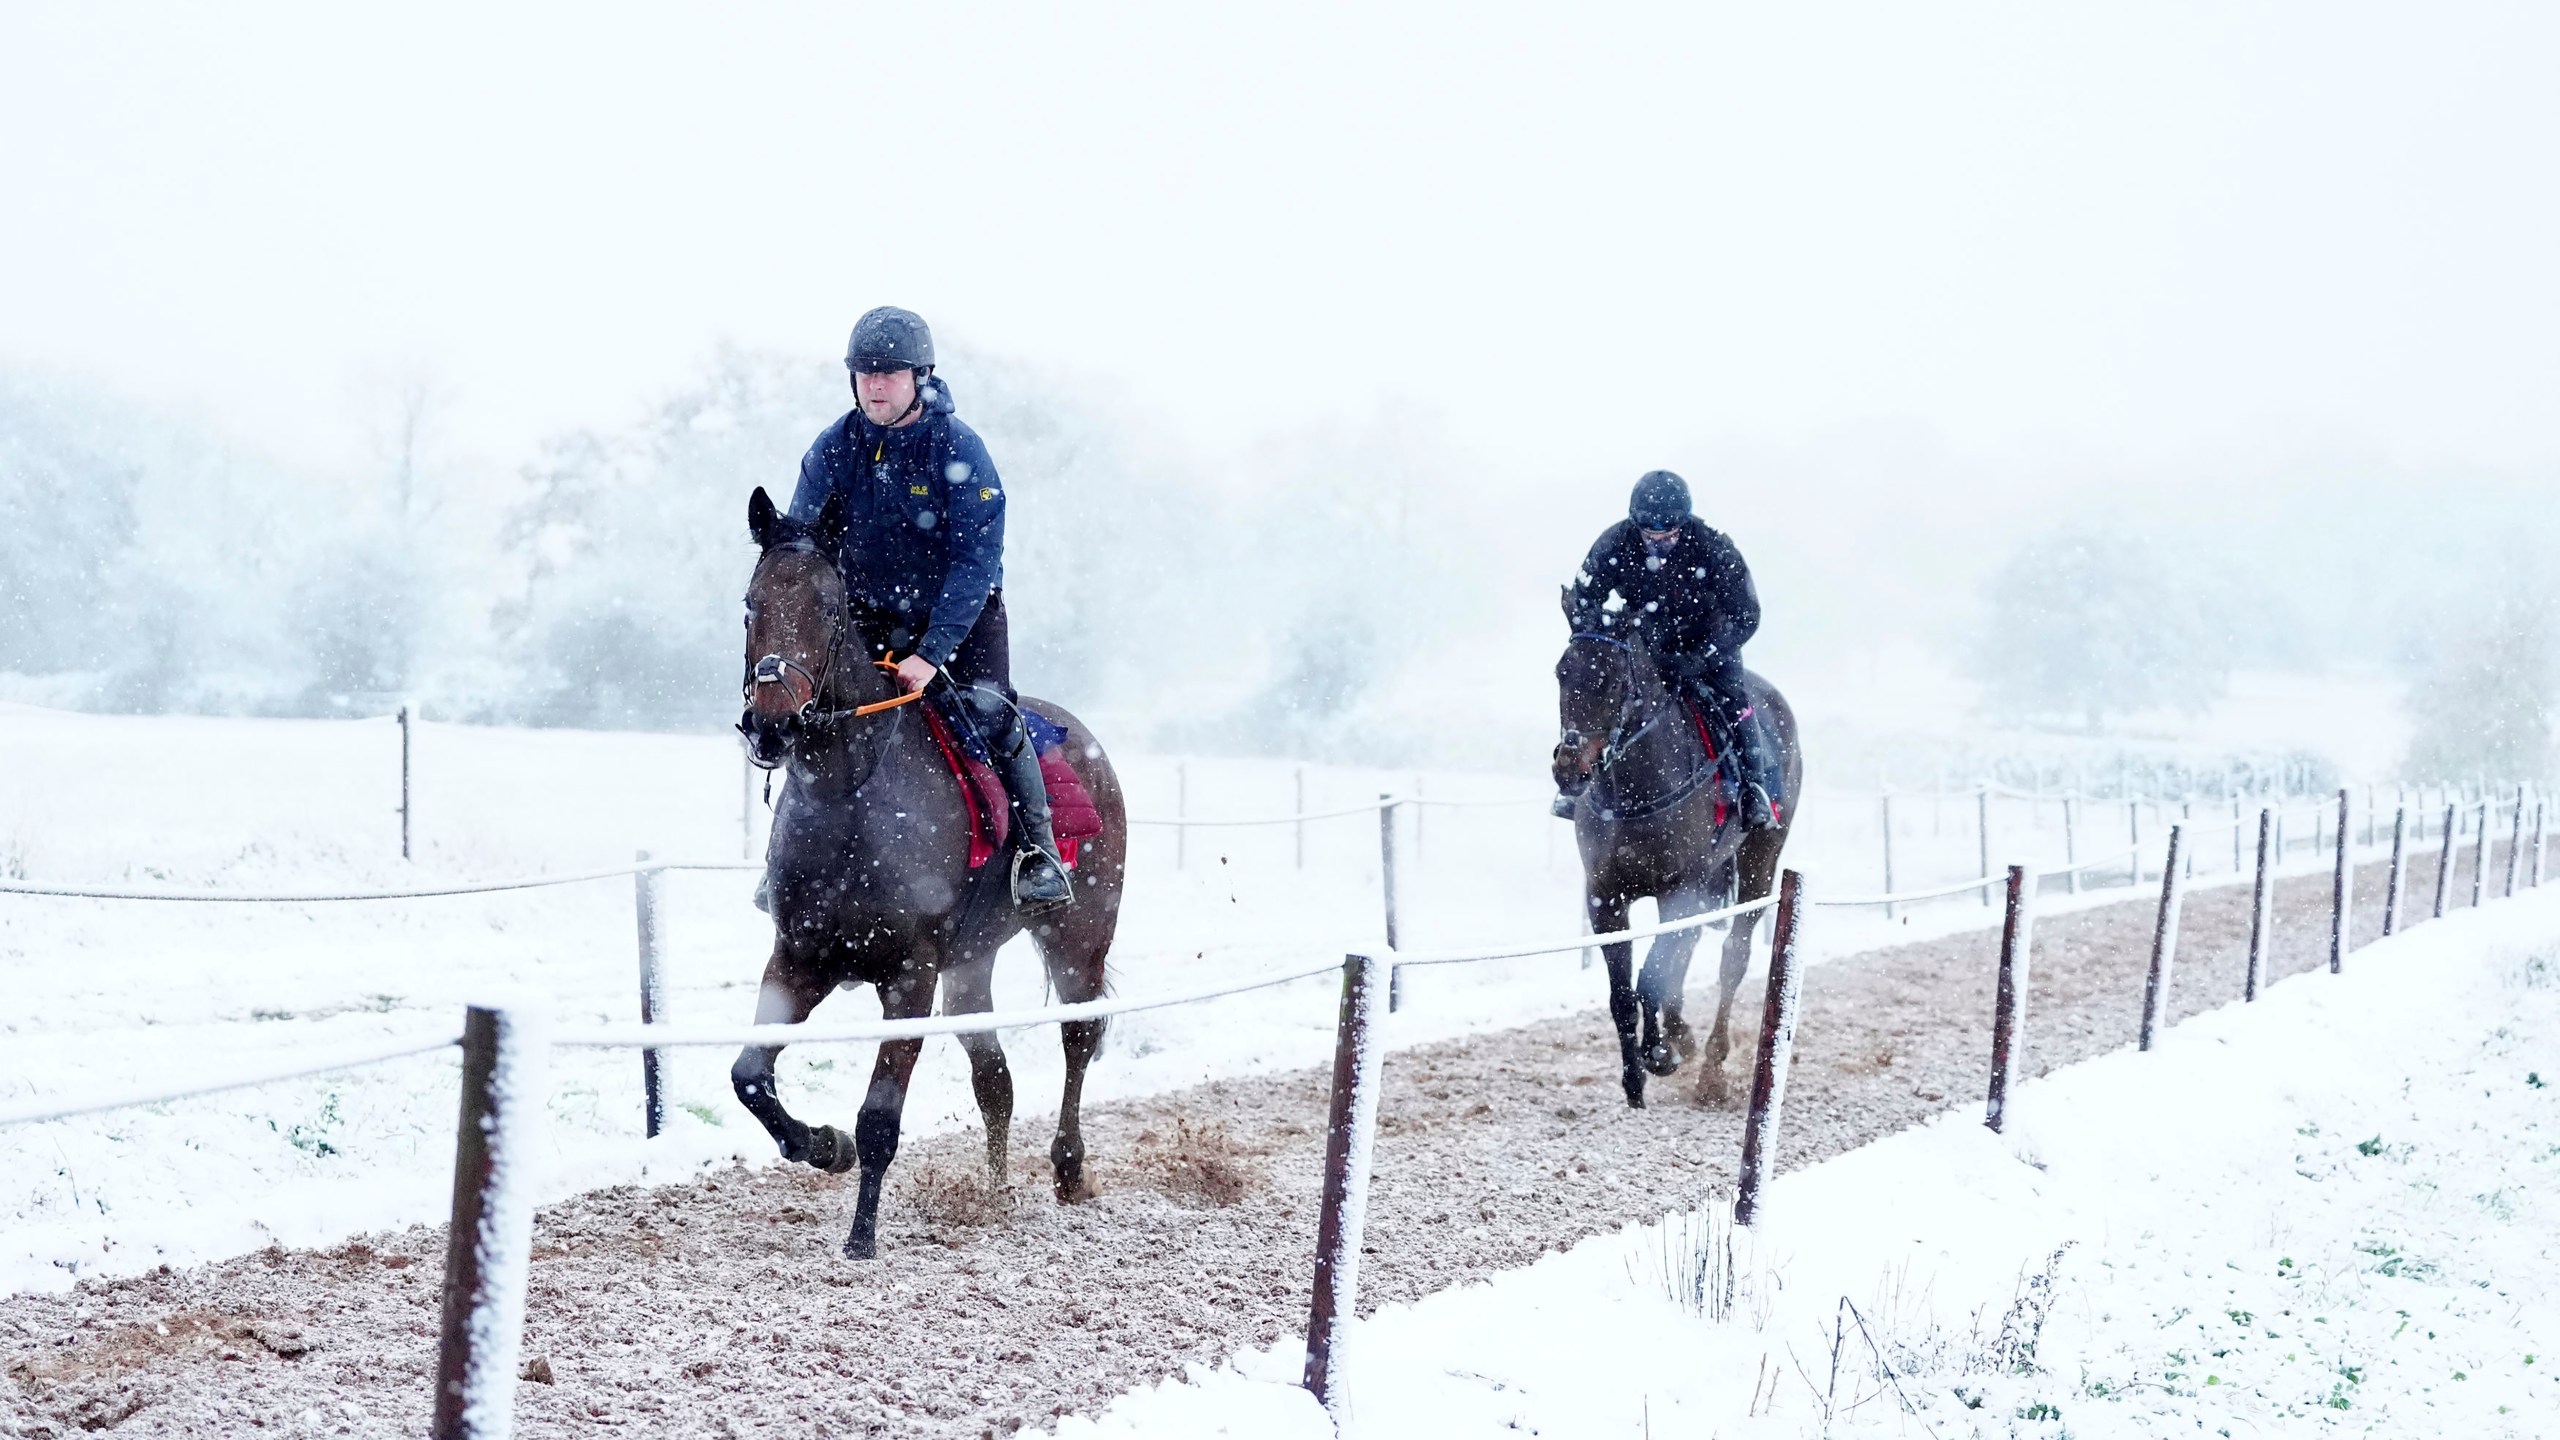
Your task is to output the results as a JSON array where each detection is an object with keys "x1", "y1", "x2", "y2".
[
  {"x1": 788, "y1": 376, "x2": 1005, "y2": 668},
  {"x1": 1568, "y1": 517, "x2": 1759, "y2": 675}
]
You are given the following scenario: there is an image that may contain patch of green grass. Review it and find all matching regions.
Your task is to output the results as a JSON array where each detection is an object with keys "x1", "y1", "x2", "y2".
[
  {"x1": 2226, "y1": 1308, "x2": 2254, "y2": 1326},
  {"x1": 2357, "y1": 1135, "x2": 2386, "y2": 1157},
  {"x1": 2019, "y1": 1400, "x2": 2062, "y2": 1421},
  {"x1": 681, "y1": 1101, "x2": 724, "y2": 1127}
]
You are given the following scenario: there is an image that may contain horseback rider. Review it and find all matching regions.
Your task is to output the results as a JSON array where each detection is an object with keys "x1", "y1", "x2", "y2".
[
  {"x1": 1559, "y1": 469, "x2": 1782, "y2": 828},
  {"x1": 786, "y1": 306, "x2": 1075, "y2": 912}
]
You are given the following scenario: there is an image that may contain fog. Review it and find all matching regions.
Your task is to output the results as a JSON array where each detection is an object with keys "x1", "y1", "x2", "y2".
[{"x1": 4, "y1": 3, "x2": 2556, "y2": 783}]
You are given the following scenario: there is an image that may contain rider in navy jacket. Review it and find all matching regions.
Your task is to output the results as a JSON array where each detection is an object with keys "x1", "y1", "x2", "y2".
[
  {"x1": 787, "y1": 307, "x2": 1073, "y2": 913},
  {"x1": 789, "y1": 374, "x2": 1005, "y2": 671},
  {"x1": 1565, "y1": 470, "x2": 1781, "y2": 828}
]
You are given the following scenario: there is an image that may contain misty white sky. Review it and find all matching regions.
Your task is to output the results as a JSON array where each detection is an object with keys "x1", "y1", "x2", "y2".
[{"x1": 5, "y1": 1, "x2": 2557, "y2": 494}]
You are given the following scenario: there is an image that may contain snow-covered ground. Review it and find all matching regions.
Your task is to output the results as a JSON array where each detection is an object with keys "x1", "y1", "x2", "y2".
[
  {"x1": 2, "y1": 702, "x2": 2158, "y2": 1295},
  {"x1": 1070, "y1": 881, "x2": 2560, "y2": 1437}
]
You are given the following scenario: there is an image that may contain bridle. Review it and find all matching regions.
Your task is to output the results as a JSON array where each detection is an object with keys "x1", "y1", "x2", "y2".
[
  {"x1": 1560, "y1": 630, "x2": 1716, "y2": 822},
  {"x1": 739, "y1": 542, "x2": 923, "y2": 769}
]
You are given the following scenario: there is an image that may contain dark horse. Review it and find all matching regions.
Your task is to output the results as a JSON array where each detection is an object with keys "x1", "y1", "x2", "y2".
[
  {"x1": 732, "y1": 486, "x2": 1127, "y2": 1259},
  {"x1": 1550, "y1": 602, "x2": 1801, "y2": 1108}
]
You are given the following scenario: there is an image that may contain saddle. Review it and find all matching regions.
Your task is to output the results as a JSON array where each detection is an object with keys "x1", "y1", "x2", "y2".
[
  {"x1": 918, "y1": 698, "x2": 1104, "y2": 870},
  {"x1": 1682, "y1": 695, "x2": 1785, "y2": 827}
]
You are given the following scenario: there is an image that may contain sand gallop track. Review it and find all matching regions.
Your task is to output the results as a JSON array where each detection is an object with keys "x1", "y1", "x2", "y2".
[{"x1": 6, "y1": 849, "x2": 2464, "y2": 1438}]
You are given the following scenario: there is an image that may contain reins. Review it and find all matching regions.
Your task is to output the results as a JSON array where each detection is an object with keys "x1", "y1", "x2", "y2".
[{"x1": 1566, "y1": 631, "x2": 1718, "y2": 823}]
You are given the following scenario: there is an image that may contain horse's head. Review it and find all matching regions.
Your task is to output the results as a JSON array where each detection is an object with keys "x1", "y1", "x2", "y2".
[
  {"x1": 740, "y1": 486, "x2": 852, "y2": 766},
  {"x1": 1553, "y1": 611, "x2": 1637, "y2": 792}
]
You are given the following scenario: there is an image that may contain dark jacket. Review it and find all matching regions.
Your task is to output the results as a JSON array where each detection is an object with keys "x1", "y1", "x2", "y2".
[
  {"x1": 788, "y1": 376, "x2": 1005, "y2": 668},
  {"x1": 1568, "y1": 517, "x2": 1759, "y2": 675}
]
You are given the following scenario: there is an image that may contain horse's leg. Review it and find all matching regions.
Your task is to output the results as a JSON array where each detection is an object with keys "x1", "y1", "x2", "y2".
[
  {"x1": 844, "y1": 968, "x2": 937, "y2": 1261},
  {"x1": 1034, "y1": 910, "x2": 1112, "y2": 1203},
  {"x1": 1660, "y1": 862, "x2": 1735, "y2": 1069},
  {"x1": 1699, "y1": 828, "x2": 1787, "y2": 1105},
  {"x1": 728, "y1": 942, "x2": 847, "y2": 1169},
  {"x1": 938, "y1": 947, "x2": 1014, "y2": 1183},
  {"x1": 1590, "y1": 890, "x2": 1645, "y2": 1108},
  {"x1": 1636, "y1": 875, "x2": 1723, "y2": 1078}
]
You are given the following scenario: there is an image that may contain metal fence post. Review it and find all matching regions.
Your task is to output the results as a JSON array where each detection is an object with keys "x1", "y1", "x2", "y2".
[
  {"x1": 2246, "y1": 808, "x2": 2274, "y2": 1001},
  {"x1": 2433, "y1": 802, "x2": 2457, "y2": 918},
  {"x1": 1380, "y1": 795, "x2": 1404, "y2": 1012},
  {"x1": 2139, "y1": 826, "x2": 2186, "y2": 1050},
  {"x1": 2231, "y1": 792, "x2": 2243, "y2": 872},
  {"x1": 634, "y1": 851, "x2": 666, "y2": 1138},
  {"x1": 1734, "y1": 870, "x2": 1808, "y2": 1228},
  {"x1": 434, "y1": 1004, "x2": 549, "y2": 1440},
  {"x1": 2128, "y1": 800, "x2": 2142, "y2": 887},
  {"x1": 2330, "y1": 789, "x2": 2352, "y2": 973},
  {"x1": 1880, "y1": 792, "x2": 1897, "y2": 920},
  {"x1": 1985, "y1": 865, "x2": 2036, "y2": 1133},
  {"x1": 2382, "y1": 806, "x2": 2408, "y2": 937},
  {"x1": 1302, "y1": 952, "x2": 1390, "y2": 1415},
  {"x1": 399, "y1": 705, "x2": 413, "y2": 861}
]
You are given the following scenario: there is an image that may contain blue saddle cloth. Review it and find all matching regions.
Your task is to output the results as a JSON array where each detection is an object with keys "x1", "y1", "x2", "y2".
[{"x1": 932, "y1": 691, "x2": 1068, "y2": 769}]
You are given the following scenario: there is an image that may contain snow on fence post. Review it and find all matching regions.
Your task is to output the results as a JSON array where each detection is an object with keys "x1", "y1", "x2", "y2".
[
  {"x1": 1977, "y1": 786, "x2": 1992, "y2": 907},
  {"x1": 1734, "y1": 870, "x2": 1808, "y2": 1228},
  {"x1": 2128, "y1": 800, "x2": 2142, "y2": 887},
  {"x1": 433, "y1": 1004, "x2": 550, "y2": 1440},
  {"x1": 2506, "y1": 787, "x2": 2526, "y2": 898},
  {"x1": 2139, "y1": 825, "x2": 2187, "y2": 1050},
  {"x1": 1984, "y1": 865, "x2": 2036, "y2": 1134},
  {"x1": 399, "y1": 705, "x2": 413, "y2": 862},
  {"x1": 1379, "y1": 795, "x2": 1406, "y2": 1013},
  {"x1": 2246, "y1": 808, "x2": 2275, "y2": 1001},
  {"x1": 2433, "y1": 802, "x2": 2457, "y2": 919},
  {"x1": 2231, "y1": 792, "x2": 2243, "y2": 872},
  {"x1": 2382, "y1": 806, "x2": 2408, "y2": 937},
  {"x1": 2471, "y1": 801, "x2": 2491, "y2": 909},
  {"x1": 633, "y1": 851, "x2": 666, "y2": 1139},
  {"x1": 1301, "y1": 951, "x2": 1390, "y2": 1414},
  {"x1": 2364, "y1": 786, "x2": 2377, "y2": 849},
  {"x1": 2062, "y1": 794, "x2": 2080, "y2": 895},
  {"x1": 2330, "y1": 790, "x2": 2352, "y2": 973},
  {"x1": 1880, "y1": 793, "x2": 1896, "y2": 921},
  {"x1": 1294, "y1": 765, "x2": 1307, "y2": 871}
]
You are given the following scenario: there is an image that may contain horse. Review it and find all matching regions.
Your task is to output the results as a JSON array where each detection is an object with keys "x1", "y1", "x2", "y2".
[
  {"x1": 731, "y1": 485, "x2": 1128, "y2": 1259},
  {"x1": 1550, "y1": 601, "x2": 1801, "y2": 1108}
]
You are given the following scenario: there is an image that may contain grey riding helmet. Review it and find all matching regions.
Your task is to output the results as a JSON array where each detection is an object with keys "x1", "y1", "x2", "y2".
[
  {"x1": 1628, "y1": 469, "x2": 1692, "y2": 530},
  {"x1": 846, "y1": 306, "x2": 935, "y2": 374}
]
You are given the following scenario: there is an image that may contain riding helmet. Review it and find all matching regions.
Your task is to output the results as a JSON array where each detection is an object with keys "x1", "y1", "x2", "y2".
[
  {"x1": 846, "y1": 306, "x2": 936, "y2": 374},
  {"x1": 1628, "y1": 470, "x2": 1692, "y2": 530}
]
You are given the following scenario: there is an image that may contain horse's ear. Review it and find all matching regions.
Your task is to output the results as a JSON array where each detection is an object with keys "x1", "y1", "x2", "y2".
[
  {"x1": 812, "y1": 487, "x2": 848, "y2": 552},
  {"x1": 748, "y1": 487, "x2": 785, "y2": 550}
]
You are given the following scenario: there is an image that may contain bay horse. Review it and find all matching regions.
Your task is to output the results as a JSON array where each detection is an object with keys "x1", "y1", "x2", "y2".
[
  {"x1": 732, "y1": 486, "x2": 1128, "y2": 1259},
  {"x1": 1551, "y1": 601, "x2": 1801, "y2": 1107}
]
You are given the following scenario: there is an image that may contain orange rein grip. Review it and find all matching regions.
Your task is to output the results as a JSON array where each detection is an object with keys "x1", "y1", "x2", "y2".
[{"x1": 852, "y1": 658, "x2": 928, "y2": 717}]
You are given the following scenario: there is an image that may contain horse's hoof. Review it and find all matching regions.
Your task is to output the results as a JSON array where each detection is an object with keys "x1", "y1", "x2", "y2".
[
  {"x1": 1642, "y1": 1041, "x2": 1682, "y2": 1078},
  {"x1": 1622, "y1": 1074, "x2": 1647, "y2": 1109},
  {"x1": 1663, "y1": 1016, "x2": 1697, "y2": 1064},
  {"x1": 805, "y1": 1124, "x2": 858, "y2": 1175},
  {"x1": 1695, "y1": 1066, "x2": 1733, "y2": 1107},
  {"x1": 842, "y1": 1229, "x2": 877, "y2": 1261}
]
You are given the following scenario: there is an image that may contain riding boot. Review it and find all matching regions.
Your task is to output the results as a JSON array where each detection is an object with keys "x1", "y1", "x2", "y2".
[
  {"x1": 974, "y1": 691, "x2": 1075, "y2": 914},
  {"x1": 1729, "y1": 707, "x2": 1782, "y2": 829}
]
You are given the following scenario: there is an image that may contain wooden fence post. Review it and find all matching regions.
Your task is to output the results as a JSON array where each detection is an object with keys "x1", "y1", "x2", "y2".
[
  {"x1": 434, "y1": 1004, "x2": 549, "y2": 1440},
  {"x1": 2063, "y1": 794, "x2": 2080, "y2": 895},
  {"x1": 2139, "y1": 826, "x2": 2187, "y2": 1050},
  {"x1": 1985, "y1": 865, "x2": 2036, "y2": 1133},
  {"x1": 2330, "y1": 789, "x2": 2352, "y2": 972},
  {"x1": 1379, "y1": 796, "x2": 1405, "y2": 1013},
  {"x1": 1294, "y1": 765, "x2": 1308, "y2": 871},
  {"x1": 399, "y1": 705, "x2": 413, "y2": 862},
  {"x1": 2128, "y1": 800, "x2": 2142, "y2": 887},
  {"x1": 633, "y1": 851, "x2": 666, "y2": 1139},
  {"x1": 1880, "y1": 793, "x2": 1897, "y2": 920},
  {"x1": 2382, "y1": 806, "x2": 2408, "y2": 937},
  {"x1": 2506, "y1": 787, "x2": 2526, "y2": 898},
  {"x1": 2471, "y1": 801, "x2": 2491, "y2": 909},
  {"x1": 2231, "y1": 792, "x2": 2243, "y2": 873},
  {"x1": 1302, "y1": 952, "x2": 1390, "y2": 1414},
  {"x1": 1977, "y1": 786, "x2": 1992, "y2": 907},
  {"x1": 2246, "y1": 808, "x2": 2274, "y2": 1001},
  {"x1": 2433, "y1": 803, "x2": 2457, "y2": 919},
  {"x1": 1734, "y1": 871, "x2": 1808, "y2": 1227}
]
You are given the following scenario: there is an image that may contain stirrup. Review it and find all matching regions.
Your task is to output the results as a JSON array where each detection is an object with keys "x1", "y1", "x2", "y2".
[
  {"x1": 1010, "y1": 846, "x2": 1075, "y2": 914},
  {"x1": 1741, "y1": 783, "x2": 1779, "y2": 830},
  {"x1": 1551, "y1": 791, "x2": 1581, "y2": 820}
]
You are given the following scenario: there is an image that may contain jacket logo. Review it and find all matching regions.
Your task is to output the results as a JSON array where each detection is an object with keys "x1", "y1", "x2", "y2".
[
  {"x1": 909, "y1": 484, "x2": 930, "y2": 496},
  {"x1": 979, "y1": 487, "x2": 996, "y2": 501}
]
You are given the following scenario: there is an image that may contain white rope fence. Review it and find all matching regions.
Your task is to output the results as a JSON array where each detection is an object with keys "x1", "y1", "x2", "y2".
[{"x1": 0, "y1": 1032, "x2": 462, "y2": 1128}]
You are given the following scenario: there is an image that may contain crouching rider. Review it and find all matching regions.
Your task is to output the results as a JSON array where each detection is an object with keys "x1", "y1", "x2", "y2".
[
  {"x1": 1559, "y1": 469, "x2": 1782, "y2": 828},
  {"x1": 788, "y1": 305, "x2": 1075, "y2": 912}
]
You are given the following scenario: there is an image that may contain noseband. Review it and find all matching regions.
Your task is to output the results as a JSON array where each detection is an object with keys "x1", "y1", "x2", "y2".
[{"x1": 741, "y1": 547, "x2": 924, "y2": 767}]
